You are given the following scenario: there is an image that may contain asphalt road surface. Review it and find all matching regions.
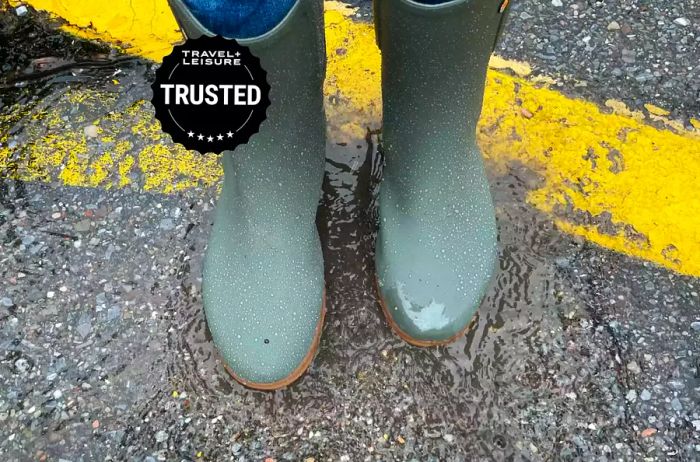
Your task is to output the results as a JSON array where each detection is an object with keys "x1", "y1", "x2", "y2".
[{"x1": 1, "y1": 1, "x2": 699, "y2": 461}]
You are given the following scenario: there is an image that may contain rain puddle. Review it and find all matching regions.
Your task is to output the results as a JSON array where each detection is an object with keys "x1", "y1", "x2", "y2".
[{"x1": 157, "y1": 126, "x2": 582, "y2": 458}]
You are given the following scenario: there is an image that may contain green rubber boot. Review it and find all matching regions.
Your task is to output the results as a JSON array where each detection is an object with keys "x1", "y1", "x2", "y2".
[
  {"x1": 374, "y1": 0, "x2": 510, "y2": 346},
  {"x1": 167, "y1": 0, "x2": 326, "y2": 389}
]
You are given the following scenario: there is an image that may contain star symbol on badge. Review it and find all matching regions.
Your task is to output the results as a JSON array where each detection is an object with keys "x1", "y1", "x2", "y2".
[
  {"x1": 207, "y1": 136, "x2": 214, "y2": 142},
  {"x1": 217, "y1": 134, "x2": 224, "y2": 141},
  {"x1": 235, "y1": 51, "x2": 241, "y2": 57},
  {"x1": 187, "y1": 131, "x2": 194, "y2": 138},
  {"x1": 197, "y1": 134, "x2": 204, "y2": 141},
  {"x1": 227, "y1": 131, "x2": 234, "y2": 138}
]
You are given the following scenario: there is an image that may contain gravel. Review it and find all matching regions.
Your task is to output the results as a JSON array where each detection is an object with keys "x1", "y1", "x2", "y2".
[{"x1": 496, "y1": 0, "x2": 699, "y2": 122}]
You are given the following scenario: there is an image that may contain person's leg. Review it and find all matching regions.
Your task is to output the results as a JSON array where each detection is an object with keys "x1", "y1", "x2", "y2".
[
  {"x1": 374, "y1": 0, "x2": 510, "y2": 346},
  {"x1": 167, "y1": 0, "x2": 327, "y2": 390},
  {"x1": 179, "y1": 0, "x2": 296, "y2": 38}
]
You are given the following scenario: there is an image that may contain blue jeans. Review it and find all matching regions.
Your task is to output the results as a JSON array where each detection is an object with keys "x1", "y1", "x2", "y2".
[{"x1": 183, "y1": 0, "x2": 453, "y2": 38}]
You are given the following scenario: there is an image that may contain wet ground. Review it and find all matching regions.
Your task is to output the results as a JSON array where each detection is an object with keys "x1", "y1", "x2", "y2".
[
  {"x1": 1, "y1": 1, "x2": 700, "y2": 461},
  {"x1": 349, "y1": 0, "x2": 700, "y2": 122}
]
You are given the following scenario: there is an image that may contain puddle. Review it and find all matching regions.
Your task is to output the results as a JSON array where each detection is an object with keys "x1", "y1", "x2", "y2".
[
  {"x1": 143, "y1": 120, "x2": 583, "y2": 458},
  {"x1": 3, "y1": 8, "x2": 698, "y2": 460}
]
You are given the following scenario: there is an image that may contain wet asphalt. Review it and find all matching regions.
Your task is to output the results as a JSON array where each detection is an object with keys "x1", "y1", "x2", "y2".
[
  {"x1": 349, "y1": 0, "x2": 700, "y2": 123},
  {"x1": 1, "y1": 1, "x2": 699, "y2": 461}
]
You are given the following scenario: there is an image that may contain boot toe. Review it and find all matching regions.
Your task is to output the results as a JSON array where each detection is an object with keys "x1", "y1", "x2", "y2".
[
  {"x1": 375, "y1": 216, "x2": 497, "y2": 345},
  {"x1": 205, "y1": 292, "x2": 324, "y2": 388},
  {"x1": 377, "y1": 264, "x2": 492, "y2": 345}
]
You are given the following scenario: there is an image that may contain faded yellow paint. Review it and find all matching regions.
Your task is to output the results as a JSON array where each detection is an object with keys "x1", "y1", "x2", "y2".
[
  {"x1": 644, "y1": 103, "x2": 670, "y2": 117},
  {"x1": 324, "y1": 6, "x2": 381, "y2": 140},
  {"x1": 0, "y1": 90, "x2": 222, "y2": 191},
  {"x1": 488, "y1": 55, "x2": 532, "y2": 77},
  {"x1": 8, "y1": 0, "x2": 182, "y2": 61},
  {"x1": 605, "y1": 99, "x2": 645, "y2": 121},
  {"x1": 481, "y1": 73, "x2": 700, "y2": 277},
  {"x1": 2, "y1": 1, "x2": 700, "y2": 277}
]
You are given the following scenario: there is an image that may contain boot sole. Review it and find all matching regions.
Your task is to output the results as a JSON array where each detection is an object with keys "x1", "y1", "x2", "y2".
[
  {"x1": 374, "y1": 277, "x2": 475, "y2": 347},
  {"x1": 224, "y1": 290, "x2": 326, "y2": 391}
]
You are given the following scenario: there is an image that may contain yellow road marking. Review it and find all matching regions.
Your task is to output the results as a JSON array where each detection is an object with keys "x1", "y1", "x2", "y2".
[
  {"x1": 7, "y1": 0, "x2": 182, "y2": 61},
  {"x1": 2, "y1": 1, "x2": 700, "y2": 277}
]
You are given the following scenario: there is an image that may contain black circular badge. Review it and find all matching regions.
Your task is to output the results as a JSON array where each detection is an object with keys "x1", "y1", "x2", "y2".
[{"x1": 151, "y1": 35, "x2": 270, "y2": 154}]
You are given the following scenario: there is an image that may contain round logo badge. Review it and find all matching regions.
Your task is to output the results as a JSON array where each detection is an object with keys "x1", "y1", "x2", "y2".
[{"x1": 151, "y1": 35, "x2": 270, "y2": 154}]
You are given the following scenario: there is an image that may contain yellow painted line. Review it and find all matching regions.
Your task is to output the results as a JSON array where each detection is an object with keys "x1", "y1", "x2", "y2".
[
  {"x1": 2, "y1": 1, "x2": 700, "y2": 277},
  {"x1": 1, "y1": 96, "x2": 224, "y2": 192},
  {"x1": 7, "y1": 0, "x2": 182, "y2": 61}
]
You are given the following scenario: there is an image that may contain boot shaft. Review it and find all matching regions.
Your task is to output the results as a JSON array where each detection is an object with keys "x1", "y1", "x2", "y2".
[
  {"x1": 375, "y1": 0, "x2": 509, "y2": 143},
  {"x1": 167, "y1": 0, "x2": 327, "y2": 209}
]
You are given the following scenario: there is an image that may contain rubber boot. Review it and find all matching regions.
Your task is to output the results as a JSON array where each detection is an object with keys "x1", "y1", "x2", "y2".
[
  {"x1": 374, "y1": 0, "x2": 510, "y2": 346},
  {"x1": 167, "y1": 0, "x2": 327, "y2": 389}
]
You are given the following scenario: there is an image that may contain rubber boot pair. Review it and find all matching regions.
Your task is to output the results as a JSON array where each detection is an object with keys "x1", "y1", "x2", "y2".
[{"x1": 166, "y1": 0, "x2": 509, "y2": 390}]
